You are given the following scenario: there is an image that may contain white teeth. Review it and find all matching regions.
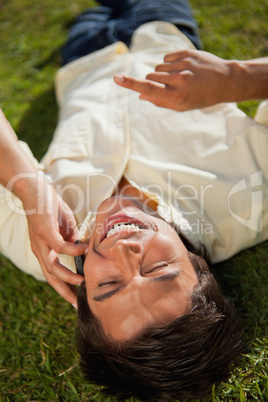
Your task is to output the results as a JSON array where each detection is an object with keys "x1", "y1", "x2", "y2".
[{"x1": 106, "y1": 222, "x2": 145, "y2": 238}]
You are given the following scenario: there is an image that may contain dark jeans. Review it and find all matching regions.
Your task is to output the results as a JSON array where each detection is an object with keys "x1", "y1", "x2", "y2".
[{"x1": 62, "y1": 0, "x2": 202, "y2": 65}]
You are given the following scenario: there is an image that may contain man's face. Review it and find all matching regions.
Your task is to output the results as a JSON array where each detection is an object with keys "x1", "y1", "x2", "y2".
[{"x1": 84, "y1": 196, "x2": 198, "y2": 341}]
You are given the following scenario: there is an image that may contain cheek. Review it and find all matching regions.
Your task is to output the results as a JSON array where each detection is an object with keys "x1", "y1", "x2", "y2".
[
  {"x1": 84, "y1": 253, "x2": 120, "y2": 290},
  {"x1": 150, "y1": 232, "x2": 184, "y2": 262},
  {"x1": 83, "y1": 253, "x2": 100, "y2": 286}
]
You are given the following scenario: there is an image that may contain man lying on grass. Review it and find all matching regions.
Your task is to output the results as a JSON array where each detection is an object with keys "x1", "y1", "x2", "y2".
[{"x1": 0, "y1": 0, "x2": 267, "y2": 400}]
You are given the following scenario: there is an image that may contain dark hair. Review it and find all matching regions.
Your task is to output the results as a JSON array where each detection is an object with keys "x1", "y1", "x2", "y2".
[{"x1": 76, "y1": 243, "x2": 245, "y2": 401}]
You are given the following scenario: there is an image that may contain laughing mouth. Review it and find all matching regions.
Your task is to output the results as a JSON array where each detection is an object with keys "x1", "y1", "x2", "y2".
[{"x1": 105, "y1": 222, "x2": 149, "y2": 239}]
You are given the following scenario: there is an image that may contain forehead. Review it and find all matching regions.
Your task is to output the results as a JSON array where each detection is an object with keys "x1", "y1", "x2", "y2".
[
  {"x1": 89, "y1": 260, "x2": 197, "y2": 341},
  {"x1": 93, "y1": 280, "x2": 192, "y2": 341}
]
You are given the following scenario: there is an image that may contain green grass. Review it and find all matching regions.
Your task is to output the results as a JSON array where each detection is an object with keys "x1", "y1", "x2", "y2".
[{"x1": 0, "y1": 0, "x2": 267, "y2": 401}]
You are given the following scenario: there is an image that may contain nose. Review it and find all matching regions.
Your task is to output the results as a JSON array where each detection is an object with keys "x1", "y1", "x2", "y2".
[{"x1": 109, "y1": 239, "x2": 143, "y2": 270}]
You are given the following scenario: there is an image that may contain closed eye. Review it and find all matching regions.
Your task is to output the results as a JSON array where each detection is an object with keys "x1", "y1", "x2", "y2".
[
  {"x1": 146, "y1": 263, "x2": 168, "y2": 274},
  {"x1": 98, "y1": 280, "x2": 120, "y2": 288},
  {"x1": 93, "y1": 270, "x2": 180, "y2": 302}
]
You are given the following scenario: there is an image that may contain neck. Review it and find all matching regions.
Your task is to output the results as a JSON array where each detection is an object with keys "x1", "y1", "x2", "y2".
[{"x1": 115, "y1": 177, "x2": 158, "y2": 212}]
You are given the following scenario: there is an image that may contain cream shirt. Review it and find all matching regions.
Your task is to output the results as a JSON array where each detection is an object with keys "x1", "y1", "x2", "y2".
[{"x1": 0, "y1": 22, "x2": 267, "y2": 281}]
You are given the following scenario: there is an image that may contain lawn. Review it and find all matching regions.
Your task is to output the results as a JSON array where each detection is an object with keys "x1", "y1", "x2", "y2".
[{"x1": 0, "y1": 0, "x2": 267, "y2": 401}]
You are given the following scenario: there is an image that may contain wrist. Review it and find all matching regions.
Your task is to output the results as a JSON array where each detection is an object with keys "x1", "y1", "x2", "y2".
[
  {"x1": 9, "y1": 171, "x2": 47, "y2": 207},
  {"x1": 227, "y1": 58, "x2": 268, "y2": 102},
  {"x1": 225, "y1": 60, "x2": 248, "y2": 102}
]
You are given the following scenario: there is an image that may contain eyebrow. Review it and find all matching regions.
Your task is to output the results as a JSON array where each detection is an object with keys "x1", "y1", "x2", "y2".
[{"x1": 93, "y1": 271, "x2": 180, "y2": 302}]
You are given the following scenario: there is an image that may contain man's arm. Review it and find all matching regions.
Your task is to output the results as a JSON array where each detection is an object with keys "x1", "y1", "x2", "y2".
[
  {"x1": 0, "y1": 109, "x2": 87, "y2": 307},
  {"x1": 114, "y1": 50, "x2": 268, "y2": 111}
]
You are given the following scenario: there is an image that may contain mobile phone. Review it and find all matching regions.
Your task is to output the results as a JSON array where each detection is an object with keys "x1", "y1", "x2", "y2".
[{"x1": 74, "y1": 240, "x2": 85, "y2": 276}]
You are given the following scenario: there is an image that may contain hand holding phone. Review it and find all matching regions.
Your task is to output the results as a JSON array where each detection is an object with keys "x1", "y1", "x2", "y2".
[{"x1": 74, "y1": 240, "x2": 85, "y2": 276}]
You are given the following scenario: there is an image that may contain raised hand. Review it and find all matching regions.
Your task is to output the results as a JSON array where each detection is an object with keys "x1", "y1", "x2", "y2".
[{"x1": 114, "y1": 49, "x2": 268, "y2": 111}]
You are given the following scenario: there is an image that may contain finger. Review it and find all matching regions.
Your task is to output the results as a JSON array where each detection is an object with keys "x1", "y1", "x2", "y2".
[
  {"x1": 114, "y1": 75, "x2": 166, "y2": 98},
  {"x1": 59, "y1": 215, "x2": 79, "y2": 240},
  {"x1": 155, "y1": 62, "x2": 173, "y2": 72},
  {"x1": 41, "y1": 248, "x2": 85, "y2": 285},
  {"x1": 155, "y1": 61, "x2": 187, "y2": 73},
  {"x1": 139, "y1": 95, "x2": 185, "y2": 112},
  {"x1": 59, "y1": 200, "x2": 80, "y2": 235},
  {"x1": 48, "y1": 231, "x2": 88, "y2": 257},
  {"x1": 58, "y1": 282, "x2": 78, "y2": 309},
  {"x1": 55, "y1": 239, "x2": 88, "y2": 257},
  {"x1": 146, "y1": 72, "x2": 174, "y2": 85},
  {"x1": 50, "y1": 279, "x2": 78, "y2": 307},
  {"x1": 164, "y1": 49, "x2": 193, "y2": 62},
  {"x1": 43, "y1": 266, "x2": 79, "y2": 307},
  {"x1": 38, "y1": 248, "x2": 84, "y2": 307}
]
